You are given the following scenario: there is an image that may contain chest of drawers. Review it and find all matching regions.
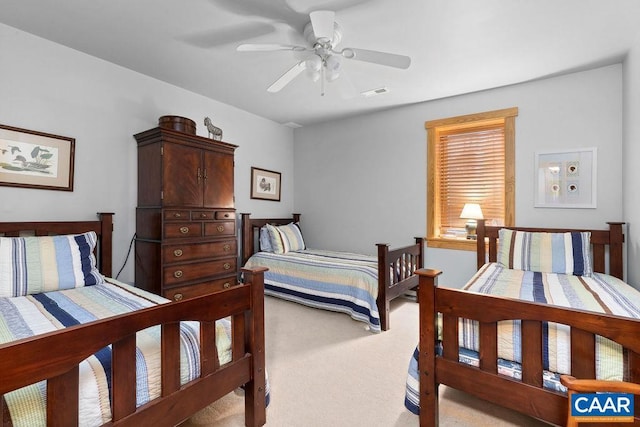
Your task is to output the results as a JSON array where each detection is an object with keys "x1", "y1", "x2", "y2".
[{"x1": 134, "y1": 126, "x2": 238, "y2": 300}]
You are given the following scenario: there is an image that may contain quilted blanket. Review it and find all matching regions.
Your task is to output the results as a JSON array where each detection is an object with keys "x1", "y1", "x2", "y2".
[
  {"x1": 404, "y1": 263, "x2": 640, "y2": 414},
  {"x1": 0, "y1": 279, "x2": 233, "y2": 427},
  {"x1": 244, "y1": 249, "x2": 381, "y2": 332}
]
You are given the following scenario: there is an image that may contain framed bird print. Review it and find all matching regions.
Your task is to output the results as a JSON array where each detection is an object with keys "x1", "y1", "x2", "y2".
[
  {"x1": 250, "y1": 167, "x2": 281, "y2": 201},
  {"x1": 0, "y1": 124, "x2": 75, "y2": 191}
]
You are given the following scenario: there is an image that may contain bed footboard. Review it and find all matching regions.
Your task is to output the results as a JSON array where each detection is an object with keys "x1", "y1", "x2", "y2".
[
  {"x1": 377, "y1": 237, "x2": 424, "y2": 331},
  {"x1": 416, "y1": 269, "x2": 640, "y2": 426},
  {"x1": 0, "y1": 268, "x2": 267, "y2": 427}
]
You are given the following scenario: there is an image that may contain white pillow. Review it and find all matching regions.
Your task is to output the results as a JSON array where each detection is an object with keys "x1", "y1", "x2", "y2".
[{"x1": 266, "y1": 222, "x2": 306, "y2": 254}]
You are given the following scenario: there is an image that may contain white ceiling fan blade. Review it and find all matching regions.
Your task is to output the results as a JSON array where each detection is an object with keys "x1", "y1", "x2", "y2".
[
  {"x1": 267, "y1": 62, "x2": 306, "y2": 93},
  {"x1": 309, "y1": 10, "x2": 335, "y2": 42},
  {"x1": 340, "y1": 47, "x2": 411, "y2": 69},
  {"x1": 237, "y1": 43, "x2": 308, "y2": 52}
]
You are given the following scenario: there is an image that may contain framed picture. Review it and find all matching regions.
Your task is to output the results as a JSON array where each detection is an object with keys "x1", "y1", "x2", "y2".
[
  {"x1": 0, "y1": 124, "x2": 75, "y2": 191},
  {"x1": 251, "y1": 167, "x2": 281, "y2": 201},
  {"x1": 534, "y1": 148, "x2": 596, "y2": 208}
]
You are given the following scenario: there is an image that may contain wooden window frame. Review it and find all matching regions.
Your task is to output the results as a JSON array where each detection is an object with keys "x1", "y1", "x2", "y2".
[{"x1": 426, "y1": 107, "x2": 518, "y2": 251}]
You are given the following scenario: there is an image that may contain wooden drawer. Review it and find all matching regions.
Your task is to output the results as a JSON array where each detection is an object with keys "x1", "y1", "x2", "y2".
[
  {"x1": 164, "y1": 210, "x2": 190, "y2": 220},
  {"x1": 163, "y1": 239, "x2": 236, "y2": 263},
  {"x1": 215, "y1": 211, "x2": 235, "y2": 220},
  {"x1": 164, "y1": 222, "x2": 202, "y2": 239},
  {"x1": 189, "y1": 210, "x2": 235, "y2": 220},
  {"x1": 191, "y1": 210, "x2": 215, "y2": 220},
  {"x1": 164, "y1": 276, "x2": 238, "y2": 301},
  {"x1": 163, "y1": 258, "x2": 237, "y2": 286},
  {"x1": 204, "y1": 221, "x2": 235, "y2": 237}
]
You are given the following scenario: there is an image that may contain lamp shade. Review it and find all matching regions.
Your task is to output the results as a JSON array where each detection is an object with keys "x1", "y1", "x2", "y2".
[{"x1": 460, "y1": 203, "x2": 484, "y2": 220}]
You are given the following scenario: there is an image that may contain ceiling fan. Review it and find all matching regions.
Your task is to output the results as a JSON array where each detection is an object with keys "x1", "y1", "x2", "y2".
[{"x1": 237, "y1": 10, "x2": 411, "y2": 95}]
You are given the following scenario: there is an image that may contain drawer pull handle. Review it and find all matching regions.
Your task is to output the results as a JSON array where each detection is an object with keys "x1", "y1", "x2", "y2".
[
  {"x1": 173, "y1": 249, "x2": 183, "y2": 257},
  {"x1": 174, "y1": 213, "x2": 182, "y2": 218},
  {"x1": 201, "y1": 213, "x2": 208, "y2": 218},
  {"x1": 174, "y1": 293, "x2": 183, "y2": 301},
  {"x1": 223, "y1": 263, "x2": 231, "y2": 270},
  {"x1": 223, "y1": 244, "x2": 231, "y2": 252},
  {"x1": 217, "y1": 225, "x2": 225, "y2": 233},
  {"x1": 179, "y1": 226, "x2": 189, "y2": 234},
  {"x1": 224, "y1": 213, "x2": 229, "y2": 218},
  {"x1": 174, "y1": 270, "x2": 183, "y2": 278},
  {"x1": 223, "y1": 282, "x2": 231, "y2": 289}
]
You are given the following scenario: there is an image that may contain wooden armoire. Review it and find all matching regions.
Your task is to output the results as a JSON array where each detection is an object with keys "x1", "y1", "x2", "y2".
[{"x1": 134, "y1": 125, "x2": 238, "y2": 301}]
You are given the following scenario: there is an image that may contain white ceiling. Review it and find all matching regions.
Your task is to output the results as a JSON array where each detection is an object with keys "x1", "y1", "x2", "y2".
[{"x1": 2, "y1": 0, "x2": 640, "y2": 127}]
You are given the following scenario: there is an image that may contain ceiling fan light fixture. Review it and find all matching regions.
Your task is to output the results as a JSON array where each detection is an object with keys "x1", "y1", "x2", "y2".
[
  {"x1": 325, "y1": 69, "x2": 340, "y2": 82},
  {"x1": 325, "y1": 54, "x2": 342, "y2": 72},
  {"x1": 308, "y1": 70, "x2": 321, "y2": 82},
  {"x1": 305, "y1": 55, "x2": 322, "y2": 72}
]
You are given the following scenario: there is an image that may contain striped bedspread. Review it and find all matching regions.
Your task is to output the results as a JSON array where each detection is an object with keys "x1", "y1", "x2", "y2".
[
  {"x1": 405, "y1": 263, "x2": 640, "y2": 414},
  {"x1": 0, "y1": 279, "x2": 233, "y2": 427},
  {"x1": 244, "y1": 249, "x2": 381, "y2": 332}
]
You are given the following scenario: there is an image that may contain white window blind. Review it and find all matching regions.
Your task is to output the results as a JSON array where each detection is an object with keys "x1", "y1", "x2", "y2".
[{"x1": 437, "y1": 125, "x2": 505, "y2": 233}]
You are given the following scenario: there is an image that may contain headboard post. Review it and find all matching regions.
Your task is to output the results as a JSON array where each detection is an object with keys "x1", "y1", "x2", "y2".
[
  {"x1": 241, "y1": 213, "x2": 253, "y2": 266},
  {"x1": 476, "y1": 219, "x2": 487, "y2": 269},
  {"x1": 415, "y1": 237, "x2": 425, "y2": 270},
  {"x1": 376, "y1": 243, "x2": 390, "y2": 328},
  {"x1": 607, "y1": 222, "x2": 625, "y2": 280},
  {"x1": 97, "y1": 212, "x2": 114, "y2": 277}
]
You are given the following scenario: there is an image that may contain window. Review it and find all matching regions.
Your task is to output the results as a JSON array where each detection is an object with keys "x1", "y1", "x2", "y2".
[{"x1": 426, "y1": 107, "x2": 518, "y2": 250}]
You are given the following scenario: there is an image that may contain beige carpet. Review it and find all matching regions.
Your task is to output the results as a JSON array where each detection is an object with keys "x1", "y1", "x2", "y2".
[{"x1": 181, "y1": 296, "x2": 550, "y2": 427}]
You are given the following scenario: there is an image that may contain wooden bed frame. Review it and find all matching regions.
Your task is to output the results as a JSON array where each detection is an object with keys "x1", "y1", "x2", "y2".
[
  {"x1": 0, "y1": 212, "x2": 267, "y2": 427},
  {"x1": 241, "y1": 213, "x2": 423, "y2": 331},
  {"x1": 416, "y1": 220, "x2": 640, "y2": 426}
]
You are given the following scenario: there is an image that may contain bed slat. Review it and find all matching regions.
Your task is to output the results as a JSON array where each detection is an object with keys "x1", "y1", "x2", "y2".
[
  {"x1": 201, "y1": 321, "x2": 219, "y2": 375},
  {"x1": 47, "y1": 366, "x2": 79, "y2": 426},
  {"x1": 521, "y1": 320, "x2": 543, "y2": 387},
  {"x1": 161, "y1": 323, "x2": 181, "y2": 396},
  {"x1": 570, "y1": 328, "x2": 596, "y2": 379},
  {"x1": 479, "y1": 321, "x2": 497, "y2": 374},
  {"x1": 112, "y1": 334, "x2": 137, "y2": 420},
  {"x1": 442, "y1": 313, "x2": 458, "y2": 361}
]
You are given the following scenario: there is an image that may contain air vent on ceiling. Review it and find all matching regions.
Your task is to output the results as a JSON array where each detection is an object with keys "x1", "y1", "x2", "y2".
[{"x1": 361, "y1": 87, "x2": 389, "y2": 97}]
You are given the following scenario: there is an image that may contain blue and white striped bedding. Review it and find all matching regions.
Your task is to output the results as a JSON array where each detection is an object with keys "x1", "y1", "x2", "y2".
[
  {"x1": 244, "y1": 249, "x2": 381, "y2": 332},
  {"x1": 404, "y1": 262, "x2": 640, "y2": 415},
  {"x1": 0, "y1": 279, "x2": 234, "y2": 427}
]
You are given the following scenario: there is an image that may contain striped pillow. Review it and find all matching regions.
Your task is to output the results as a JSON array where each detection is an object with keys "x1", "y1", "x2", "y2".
[
  {"x1": 497, "y1": 229, "x2": 592, "y2": 276},
  {"x1": 0, "y1": 231, "x2": 105, "y2": 297},
  {"x1": 266, "y1": 222, "x2": 306, "y2": 254}
]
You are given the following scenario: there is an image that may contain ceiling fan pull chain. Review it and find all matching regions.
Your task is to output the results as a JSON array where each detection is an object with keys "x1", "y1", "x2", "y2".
[{"x1": 321, "y1": 65, "x2": 326, "y2": 96}]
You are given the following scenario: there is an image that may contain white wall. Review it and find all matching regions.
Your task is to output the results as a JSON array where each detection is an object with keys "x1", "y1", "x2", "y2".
[
  {"x1": 0, "y1": 23, "x2": 295, "y2": 283},
  {"x1": 623, "y1": 36, "x2": 640, "y2": 286},
  {"x1": 294, "y1": 65, "x2": 624, "y2": 287}
]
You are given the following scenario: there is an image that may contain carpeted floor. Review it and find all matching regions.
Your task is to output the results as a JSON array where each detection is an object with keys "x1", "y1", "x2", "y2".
[{"x1": 180, "y1": 295, "x2": 550, "y2": 427}]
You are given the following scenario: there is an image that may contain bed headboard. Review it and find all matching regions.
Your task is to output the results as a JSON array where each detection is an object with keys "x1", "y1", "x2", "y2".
[
  {"x1": 476, "y1": 219, "x2": 625, "y2": 279},
  {"x1": 0, "y1": 212, "x2": 114, "y2": 277},
  {"x1": 241, "y1": 213, "x2": 300, "y2": 265}
]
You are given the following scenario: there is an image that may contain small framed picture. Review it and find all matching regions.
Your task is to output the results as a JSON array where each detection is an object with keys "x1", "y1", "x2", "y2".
[
  {"x1": 251, "y1": 167, "x2": 281, "y2": 201},
  {"x1": 0, "y1": 124, "x2": 75, "y2": 191},
  {"x1": 534, "y1": 148, "x2": 596, "y2": 208}
]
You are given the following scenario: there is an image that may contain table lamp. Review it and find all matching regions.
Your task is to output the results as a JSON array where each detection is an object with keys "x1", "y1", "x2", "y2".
[{"x1": 460, "y1": 203, "x2": 484, "y2": 240}]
